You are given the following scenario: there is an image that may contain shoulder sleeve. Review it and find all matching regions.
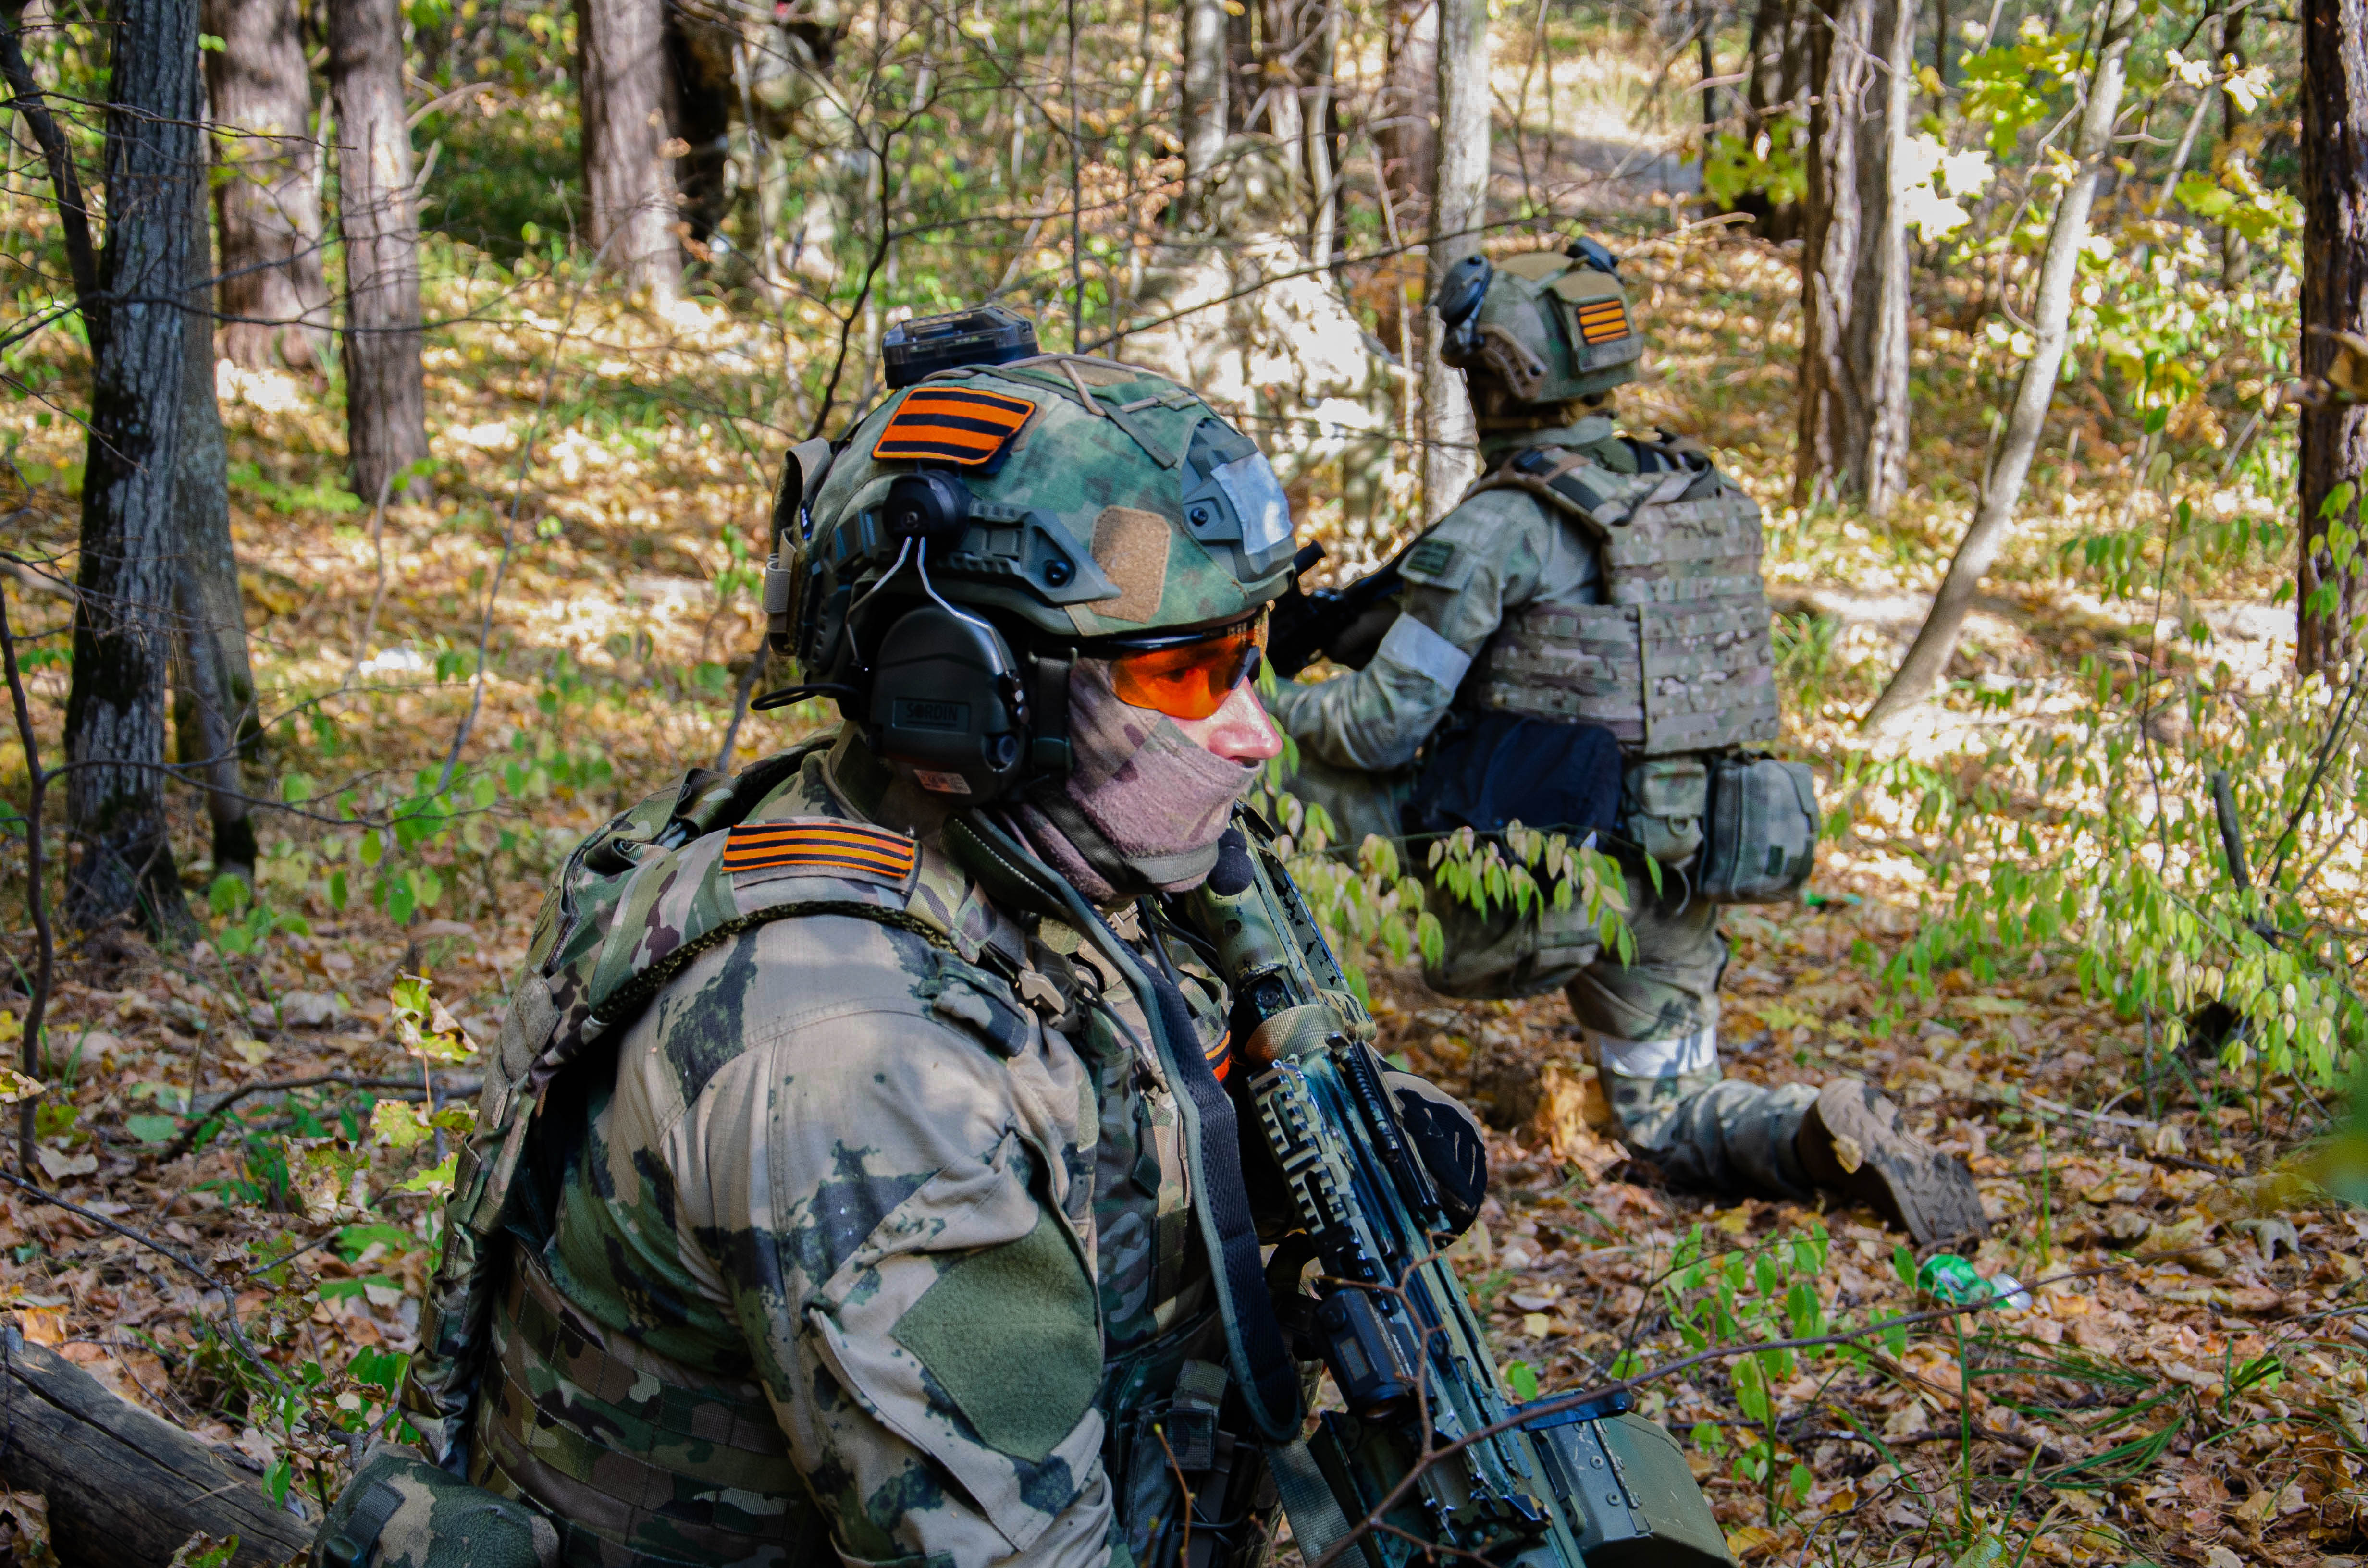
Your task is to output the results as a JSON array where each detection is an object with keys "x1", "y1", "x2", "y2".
[
  {"x1": 1273, "y1": 489, "x2": 1554, "y2": 772},
  {"x1": 638, "y1": 916, "x2": 1116, "y2": 1567}
]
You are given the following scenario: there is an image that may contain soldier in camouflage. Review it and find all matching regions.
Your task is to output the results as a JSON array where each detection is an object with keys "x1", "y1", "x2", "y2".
[
  {"x1": 1266, "y1": 240, "x2": 1985, "y2": 1246},
  {"x1": 390, "y1": 326, "x2": 1482, "y2": 1568}
]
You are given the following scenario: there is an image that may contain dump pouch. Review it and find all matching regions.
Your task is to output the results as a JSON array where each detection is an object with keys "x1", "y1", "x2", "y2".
[
  {"x1": 1697, "y1": 753, "x2": 1819, "y2": 903},
  {"x1": 314, "y1": 1442, "x2": 557, "y2": 1568},
  {"x1": 1403, "y1": 711, "x2": 1624, "y2": 840}
]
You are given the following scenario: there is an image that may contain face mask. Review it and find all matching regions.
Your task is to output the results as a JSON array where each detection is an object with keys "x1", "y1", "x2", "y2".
[{"x1": 1013, "y1": 660, "x2": 1259, "y2": 904}]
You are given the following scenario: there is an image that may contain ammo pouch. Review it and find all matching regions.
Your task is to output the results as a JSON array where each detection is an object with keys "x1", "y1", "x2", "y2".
[
  {"x1": 1525, "y1": 1404, "x2": 1734, "y2": 1568},
  {"x1": 314, "y1": 1442, "x2": 557, "y2": 1568},
  {"x1": 1697, "y1": 753, "x2": 1819, "y2": 903},
  {"x1": 1621, "y1": 756, "x2": 1706, "y2": 867}
]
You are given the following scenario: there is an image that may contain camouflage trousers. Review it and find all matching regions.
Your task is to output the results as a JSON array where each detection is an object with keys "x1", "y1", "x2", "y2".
[{"x1": 1285, "y1": 753, "x2": 1815, "y2": 1200}]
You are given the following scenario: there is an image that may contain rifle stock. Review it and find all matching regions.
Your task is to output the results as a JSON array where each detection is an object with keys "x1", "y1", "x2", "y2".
[{"x1": 1178, "y1": 824, "x2": 1733, "y2": 1568}]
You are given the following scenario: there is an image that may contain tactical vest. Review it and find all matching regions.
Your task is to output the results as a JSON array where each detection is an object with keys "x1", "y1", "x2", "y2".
[
  {"x1": 1461, "y1": 443, "x2": 1780, "y2": 756},
  {"x1": 404, "y1": 743, "x2": 1273, "y2": 1568}
]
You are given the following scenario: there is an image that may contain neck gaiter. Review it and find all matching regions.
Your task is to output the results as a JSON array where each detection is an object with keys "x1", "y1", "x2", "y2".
[{"x1": 1013, "y1": 659, "x2": 1259, "y2": 904}]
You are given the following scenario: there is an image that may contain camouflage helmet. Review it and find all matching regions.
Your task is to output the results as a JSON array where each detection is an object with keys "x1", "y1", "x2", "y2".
[
  {"x1": 761, "y1": 308, "x2": 1299, "y2": 796},
  {"x1": 1434, "y1": 238, "x2": 1642, "y2": 407}
]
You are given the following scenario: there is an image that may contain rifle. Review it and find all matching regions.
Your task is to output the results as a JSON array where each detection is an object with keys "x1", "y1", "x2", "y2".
[
  {"x1": 1265, "y1": 543, "x2": 1409, "y2": 679},
  {"x1": 1174, "y1": 824, "x2": 1733, "y2": 1568}
]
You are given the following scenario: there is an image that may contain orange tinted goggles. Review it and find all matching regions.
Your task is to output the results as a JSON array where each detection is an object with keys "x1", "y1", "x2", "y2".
[{"x1": 1109, "y1": 619, "x2": 1266, "y2": 721}]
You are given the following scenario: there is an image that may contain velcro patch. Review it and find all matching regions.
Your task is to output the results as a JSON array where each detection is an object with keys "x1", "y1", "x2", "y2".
[
  {"x1": 721, "y1": 819, "x2": 918, "y2": 888},
  {"x1": 1404, "y1": 538, "x2": 1458, "y2": 579},
  {"x1": 1575, "y1": 297, "x2": 1631, "y2": 346},
  {"x1": 872, "y1": 387, "x2": 1036, "y2": 466}
]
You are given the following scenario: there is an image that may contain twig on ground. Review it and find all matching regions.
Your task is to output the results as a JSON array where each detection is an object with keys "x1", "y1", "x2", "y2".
[{"x1": 0, "y1": 1168, "x2": 292, "y2": 1403}]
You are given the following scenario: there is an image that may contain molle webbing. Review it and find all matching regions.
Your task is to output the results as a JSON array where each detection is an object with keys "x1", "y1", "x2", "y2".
[
  {"x1": 1466, "y1": 446, "x2": 1780, "y2": 756},
  {"x1": 477, "y1": 1252, "x2": 803, "y2": 1566}
]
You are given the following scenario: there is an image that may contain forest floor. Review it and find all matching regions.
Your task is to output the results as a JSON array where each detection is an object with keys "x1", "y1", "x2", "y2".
[{"x1": 0, "y1": 222, "x2": 2353, "y2": 1568}]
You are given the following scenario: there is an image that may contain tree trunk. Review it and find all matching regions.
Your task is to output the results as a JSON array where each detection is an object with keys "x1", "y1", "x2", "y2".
[
  {"x1": 661, "y1": 5, "x2": 731, "y2": 248},
  {"x1": 328, "y1": 0, "x2": 431, "y2": 505},
  {"x1": 2218, "y1": 5, "x2": 2248, "y2": 285},
  {"x1": 576, "y1": 0, "x2": 683, "y2": 299},
  {"x1": 1422, "y1": 0, "x2": 1488, "y2": 518},
  {"x1": 1795, "y1": 0, "x2": 1910, "y2": 514},
  {"x1": 1378, "y1": 0, "x2": 1438, "y2": 222},
  {"x1": 64, "y1": 0, "x2": 202, "y2": 938},
  {"x1": 1847, "y1": 0, "x2": 1912, "y2": 513},
  {"x1": 201, "y1": 0, "x2": 328, "y2": 369},
  {"x1": 0, "y1": 1329, "x2": 315, "y2": 1568},
  {"x1": 1732, "y1": 0, "x2": 1804, "y2": 241},
  {"x1": 171, "y1": 144, "x2": 258, "y2": 881},
  {"x1": 1862, "y1": 0, "x2": 2141, "y2": 732},
  {"x1": 1180, "y1": 0, "x2": 1228, "y2": 215},
  {"x1": 2299, "y1": 0, "x2": 2368, "y2": 674}
]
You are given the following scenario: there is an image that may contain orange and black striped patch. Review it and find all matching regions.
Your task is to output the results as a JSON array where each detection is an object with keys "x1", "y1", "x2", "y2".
[
  {"x1": 1575, "y1": 297, "x2": 1630, "y2": 346},
  {"x1": 872, "y1": 387, "x2": 1036, "y2": 466},
  {"x1": 1206, "y1": 1032, "x2": 1234, "y2": 1083},
  {"x1": 721, "y1": 819, "x2": 918, "y2": 888}
]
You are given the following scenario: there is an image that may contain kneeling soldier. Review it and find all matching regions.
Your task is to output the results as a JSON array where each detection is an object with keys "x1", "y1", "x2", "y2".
[{"x1": 1267, "y1": 240, "x2": 1986, "y2": 1246}]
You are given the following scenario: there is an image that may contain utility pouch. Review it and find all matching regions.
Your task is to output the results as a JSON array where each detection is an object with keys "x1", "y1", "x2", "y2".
[
  {"x1": 1698, "y1": 754, "x2": 1819, "y2": 903},
  {"x1": 1527, "y1": 1408, "x2": 1735, "y2": 1568},
  {"x1": 314, "y1": 1442, "x2": 558, "y2": 1568},
  {"x1": 1622, "y1": 756, "x2": 1707, "y2": 867}
]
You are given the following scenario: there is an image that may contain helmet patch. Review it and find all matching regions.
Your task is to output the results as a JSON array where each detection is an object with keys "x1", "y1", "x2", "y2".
[
  {"x1": 873, "y1": 387, "x2": 1036, "y2": 466},
  {"x1": 1575, "y1": 297, "x2": 1630, "y2": 346},
  {"x1": 1089, "y1": 505, "x2": 1172, "y2": 623}
]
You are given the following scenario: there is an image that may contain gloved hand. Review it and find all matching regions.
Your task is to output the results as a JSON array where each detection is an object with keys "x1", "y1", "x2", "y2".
[{"x1": 1384, "y1": 1067, "x2": 1488, "y2": 1237}]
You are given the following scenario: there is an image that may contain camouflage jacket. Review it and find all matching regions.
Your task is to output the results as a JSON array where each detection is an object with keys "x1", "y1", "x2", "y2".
[
  {"x1": 1269, "y1": 417, "x2": 1773, "y2": 772},
  {"x1": 470, "y1": 731, "x2": 1232, "y2": 1568},
  {"x1": 1266, "y1": 420, "x2": 1628, "y2": 773}
]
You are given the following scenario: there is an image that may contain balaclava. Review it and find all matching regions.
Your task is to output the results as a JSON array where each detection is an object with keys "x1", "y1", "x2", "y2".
[{"x1": 1012, "y1": 659, "x2": 1260, "y2": 904}]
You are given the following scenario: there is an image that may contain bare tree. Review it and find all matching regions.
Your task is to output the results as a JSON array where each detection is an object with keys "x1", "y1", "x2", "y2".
[
  {"x1": 1181, "y1": 0, "x2": 1228, "y2": 218},
  {"x1": 202, "y1": 0, "x2": 328, "y2": 369},
  {"x1": 2218, "y1": 4, "x2": 2250, "y2": 287},
  {"x1": 171, "y1": 135, "x2": 258, "y2": 882},
  {"x1": 1422, "y1": 0, "x2": 1488, "y2": 517},
  {"x1": 2299, "y1": 0, "x2": 2368, "y2": 674},
  {"x1": 577, "y1": 0, "x2": 685, "y2": 299},
  {"x1": 64, "y1": 0, "x2": 203, "y2": 936},
  {"x1": 328, "y1": 0, "x2": 430, "y2": 504},
  {"x1": 1378, "y1": 0, "x2": 1438, "y2": 225},
  {"x1": 1729, "y1": 0, "x2": 1808, "y2": 241},
  {"x1": 1862, "y1": 0, "x2": 2141, "y2": 731},
  {"x1": 1795, "y1": 0, "x2": 1911, "y2": 514}
]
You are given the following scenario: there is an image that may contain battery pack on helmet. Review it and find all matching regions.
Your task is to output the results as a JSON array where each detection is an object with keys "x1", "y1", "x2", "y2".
[
  {"x1": 868, "y1": 606, "x2": 1026, "y2": 798},
  {"x1": 881, "y1": 306, "x2": 1040, "y2": 389}
]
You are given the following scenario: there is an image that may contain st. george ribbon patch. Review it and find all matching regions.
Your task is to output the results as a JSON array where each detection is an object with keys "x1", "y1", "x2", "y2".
[
  {"x1": 872, "y1": 386, "x2": 1036, "y2": 466},
  {"x1": 1575, "y1": 297, "x2": 1631, "y2": 346},
  {"x1": 720, "y1": 819, "x2": 919, "y2": 890}
]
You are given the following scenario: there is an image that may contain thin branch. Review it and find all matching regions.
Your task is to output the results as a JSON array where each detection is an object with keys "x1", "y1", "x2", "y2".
[
  {"x1": 0, "y1": 13, "x2": 99, "y2": 332},
  {"x1": 0, "y1": 1168, "x2": 292, "y2": 1404},
  {"x1": 0, "y1": 583, "x2": 52, "y2": 1179}
]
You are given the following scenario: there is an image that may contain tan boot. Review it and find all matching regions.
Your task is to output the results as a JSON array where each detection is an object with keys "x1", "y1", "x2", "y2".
[{"x1": 1795, "y1": 1080, "x2": 1988, "y2": 1247}]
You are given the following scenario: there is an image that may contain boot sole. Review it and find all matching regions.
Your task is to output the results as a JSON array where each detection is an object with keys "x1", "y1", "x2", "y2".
[{"x1": 1806, "y1": 1080, "x2": 1989, "y2": 1248}]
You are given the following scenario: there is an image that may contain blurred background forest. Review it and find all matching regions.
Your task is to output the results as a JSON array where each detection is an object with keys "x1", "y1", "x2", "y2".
[{"x1": 0, "y1": 0, "x2": 2365, "y2": 1562}]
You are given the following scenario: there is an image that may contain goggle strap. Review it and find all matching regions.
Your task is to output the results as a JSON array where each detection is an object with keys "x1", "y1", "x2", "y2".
[{"x1": 1030, "y1": 654, "x2": 1073, "y2": 774}]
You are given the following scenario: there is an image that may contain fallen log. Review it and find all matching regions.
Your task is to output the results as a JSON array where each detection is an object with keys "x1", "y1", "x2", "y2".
[{"x1": 0, "y1": 1328, "x2": 316, "y2": 1568}]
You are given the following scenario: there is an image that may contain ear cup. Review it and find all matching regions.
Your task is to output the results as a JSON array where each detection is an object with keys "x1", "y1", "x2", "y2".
[{"x1": 867, "y1": 605, "x2": 1027, "y2": 799}]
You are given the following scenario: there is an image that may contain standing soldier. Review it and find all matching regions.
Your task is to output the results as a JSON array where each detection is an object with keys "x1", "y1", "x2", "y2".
[
  {"x1": 1266, "y1": 240, "x2": 1986, "y2": 1246},
  {"x1": 358, "y1": 315, "x2": 1496, "y2": 1568}
]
